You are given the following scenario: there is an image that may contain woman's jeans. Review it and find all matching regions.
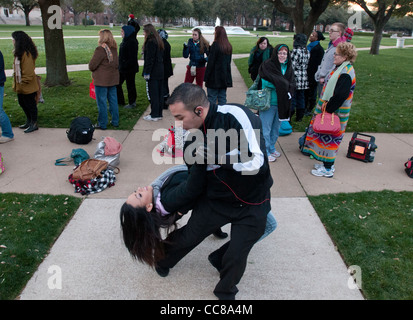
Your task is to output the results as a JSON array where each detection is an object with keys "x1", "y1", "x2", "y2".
[
  {"x1": 258, "y1": 211, "x2": 277, "y2": 242},
  {"x1": 95, "y1": 85, "x2": 119, "y2": 129},
  {"x1": 259, "y1": 105, "x2": 280, "y2": 156},
  {"x1": 0, "y1": 85, "x2": 14, "y2": 138},
  {"x1": 207, "y1": 88, "x2": 227, "y2": 105}
]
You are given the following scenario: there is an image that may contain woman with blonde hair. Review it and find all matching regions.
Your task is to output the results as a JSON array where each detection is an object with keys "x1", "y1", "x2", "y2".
[
  {"x1": 303, "y1": 42, "x2": 357, "y2": 177},
  {"x1": 89, "y1": 29, "x2": 119, "y2": 130},
  {"x1": 142, "y1": 23, "x2": 165, "y2": 122}
]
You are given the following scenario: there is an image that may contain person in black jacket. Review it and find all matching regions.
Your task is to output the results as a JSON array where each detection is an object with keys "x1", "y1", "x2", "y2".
[
  {"x1": 142, "y1": 24, "x2": 164, "y2": 121},
  {"x1": 127, "y1": 14, "x2": 140, "y2": 39},
  {"x1": 156, "y1": 83, "x2": 273, "y2": 300},
  {"x1": 157, "y1": 29, "x2": 173, "y2": 109},
  {"x1": 117, "y1": 25, "x2": 139, "y2": 109},
  {"x1": 204, "y1": 26, "x2": 232, "y2": 105},
  {"x1": 305, "y1": 30, "x2": 325, "y2": 115}
]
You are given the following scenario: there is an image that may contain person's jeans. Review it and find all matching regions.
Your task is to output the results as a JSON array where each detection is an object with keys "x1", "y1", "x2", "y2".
[
  {"x1": 259, "y1": 105, "x2": 280, "y2": 156},
  {"x1": 258, "y1": 211, "x2": 277, "y2": 242},
  {"x1": 0, "y1": 85, "x2": 14, "y2": 138},
  {"x1": 95, "y1": 85, "x2": 119, "y2": 129},
  {"x1": 207, "y1": 88, "x2": 227, "y2": 106},
  {"x1": 291, "y1": 89, "x2": 305, "y2": 113}
]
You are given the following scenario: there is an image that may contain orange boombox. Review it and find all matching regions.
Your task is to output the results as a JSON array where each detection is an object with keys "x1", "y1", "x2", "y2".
[{"x1": 346, "y1": 132, "x2": 377, "y2": 163}]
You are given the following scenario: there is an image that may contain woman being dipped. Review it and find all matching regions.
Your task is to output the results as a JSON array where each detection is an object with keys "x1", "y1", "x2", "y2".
[
  {"x1": 302, "y1": 42, "x2": 357, "y2": 178},
  {"x1": 120, "y1": 165, "x2": 230, "y2": 267}
]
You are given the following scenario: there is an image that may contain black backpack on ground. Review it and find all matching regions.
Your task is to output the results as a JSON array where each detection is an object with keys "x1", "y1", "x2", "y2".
[{"x1": 67, "y1": 117, "x2": 95, "y2": 144}]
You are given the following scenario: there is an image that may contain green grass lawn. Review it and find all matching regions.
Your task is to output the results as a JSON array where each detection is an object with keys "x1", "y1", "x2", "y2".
[
  {"x1": 308, "y1": 191, "x2": 413, "y2": 300},
  {"x1": 0, "y1": 193, "x2": 83, "y2": 300},
  {"x1": 3, "y1": 70, "x2": 149, "y2": 130}
]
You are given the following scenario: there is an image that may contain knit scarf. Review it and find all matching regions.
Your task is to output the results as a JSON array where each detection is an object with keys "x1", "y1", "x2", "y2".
[
  {"x1": 322, "y1": 61, "x2": 350, "y2": 101},
  {"x1": 258, "y1": 44, "x2": 295, "y2": 120},
  {"x1": 14, "y1": 57, "x2": 22, "y2": 83},
  {"x1": 100, "y1": 43, "x2": 113, "y2": 63},
  {"x1": 307, "y1": 41, "x2": 319, "y2": 52}
]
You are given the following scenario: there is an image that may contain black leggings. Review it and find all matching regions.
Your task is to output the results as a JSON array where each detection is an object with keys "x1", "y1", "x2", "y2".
[{"x1": 18, "y1": 92, "x2": 38, "y2": 123}]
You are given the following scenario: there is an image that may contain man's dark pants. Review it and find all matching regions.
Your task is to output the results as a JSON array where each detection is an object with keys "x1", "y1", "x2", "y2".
[{"x1": 157, "y1": 193, "x2": 268, "y2": 300}]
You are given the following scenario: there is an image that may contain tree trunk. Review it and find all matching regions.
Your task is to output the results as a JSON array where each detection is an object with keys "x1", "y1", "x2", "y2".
[
  {"x1": 24, "y1": 11, "x2": 30, "y2": 26},
  {"x1": 370, "y1": 24, "x2": 384, "y2": 55},
  {"x1": 38, "y1": 0, "x2": 70, "y2": 87}
]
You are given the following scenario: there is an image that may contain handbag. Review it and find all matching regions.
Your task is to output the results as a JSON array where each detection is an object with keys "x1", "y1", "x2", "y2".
[
  {"x1": 405, "y1": 156, "x2": 413, "y2": 178},
  {"x1": 312, "y1": 102, "x2": 341, "y2": 135},
  {"x1": 244, "y1": 76, "x2": 271, "y2": 111},
  {"x1": 89, "y1": 80, "x2": 96, "y2": 100},
  {"x1": 55, "y1": 148, "x2": 90, "y2": 166},
  {"x1": 72, "y1": 159, "x2": 108, "y2": 181},
  {"x1": 94, "y1": 137, "x2": 122, "y2": 169}
]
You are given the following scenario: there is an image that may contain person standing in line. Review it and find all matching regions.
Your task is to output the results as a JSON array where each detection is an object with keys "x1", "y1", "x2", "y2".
[
  {"x1": 314, "y1": 22, "x2": 346, "y2": 98},
  {"x1": 117, "y1": 25, "x2": 139, "y2": 109},
  {"x1": 290, "y1": 33, "x2": 310, "y2": 122},
  {"x1": 247, "y1": 37, "x2": 273, "y2": 82},
  {"x1": 157, "y1": 29, "x2": 173, "y2": 110},
  {"x1": 305, "y1": 30, "x2": 325, "y2": 116},
  {"x1": 11, "y1": 31, "x2": 39, "y2": 134},
  {"x1": 183, "y1": 28, "x2": 209, "y2": 88},
  {"x1": 89, "y1": 29, "x2": 119, "y2": 130},
  {"x1": 303, "y1": 42, "x2": 357, "y2": 178},
  {"x1": 204, "y1": 26, "x2": 233, "y2": 105},
  {"x1": 0, "y1": 49, "x2": 14, "y2": 143},
  {"x1": 142, "y1": 24, "x2": 164, "y2": 122},
  {"x1": 258, "y1": 44, "x2": 295, "y2": 162},
  {"x1": 127, "y1": 14, "x2": 140, "y2": 39}
]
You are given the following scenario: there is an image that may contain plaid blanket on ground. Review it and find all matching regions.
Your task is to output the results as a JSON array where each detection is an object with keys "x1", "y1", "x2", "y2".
[{"x1": 68, "y1": 169, "x2": 116, "y2": 195}]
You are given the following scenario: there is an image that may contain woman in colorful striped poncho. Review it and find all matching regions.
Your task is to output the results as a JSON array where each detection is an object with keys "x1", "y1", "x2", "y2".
[{"x1": 302, "y1": 42, "x2": 357, "y2": 178}]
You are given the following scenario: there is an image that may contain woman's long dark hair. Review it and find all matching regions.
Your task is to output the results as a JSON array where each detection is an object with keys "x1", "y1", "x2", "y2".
[
  {"x1": 214, "y1": 26, "x2": 232, "y2": 55},
  {"x1": 143, "y1": 23, "x2": 164, "y2": 51},
  {"x1": 12, "y1": 31, "x2": 38, "y2": 60},
  {"x1": 120, "y1": 202, "x2": 178, "y2": 267}
]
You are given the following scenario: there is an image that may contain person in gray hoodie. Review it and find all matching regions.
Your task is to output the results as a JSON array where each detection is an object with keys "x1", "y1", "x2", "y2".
[{"x1": 314, "y1": 22, "x2": 346, "y2": 98}]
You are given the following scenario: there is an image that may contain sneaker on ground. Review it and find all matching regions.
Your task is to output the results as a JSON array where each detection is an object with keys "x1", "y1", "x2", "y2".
[
  {"x1": 268, "y1": 155, "x2": 277, "y2": 162},
  {"x1": 314, "y1": 163, "x2": 335, "y2": 173},
  {"x1": 271, "y1": 150, "x2": 281, "y2": 158},
  {"x1": 143, "y1": 115, "x2": 162, "y2": 122},
  {"x1": 0, "y1": 136, "x2": 14, "y2": 144},
  {"x1": 311, "y1": 166, "x2": 334, "y2": 178}
]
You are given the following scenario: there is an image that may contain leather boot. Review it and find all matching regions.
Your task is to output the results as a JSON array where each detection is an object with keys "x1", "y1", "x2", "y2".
[
  {"x1": 19, "y1": 120, "x2": 30, "y2": 129},
  {"x1": 24, "y1": 122, "x2": 38, "y2": 133}
]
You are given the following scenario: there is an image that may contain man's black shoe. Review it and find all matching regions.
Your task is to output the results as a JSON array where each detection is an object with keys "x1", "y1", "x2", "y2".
[
  {"x1": 155, "y1": 265, "x2": 169, "y2": 277},
  {"x1": 208, "y1": 254, "x2": 222, "y2": 272},
  {"x1": 213, "y1": 229, "x2": 228, "y2": 239}
]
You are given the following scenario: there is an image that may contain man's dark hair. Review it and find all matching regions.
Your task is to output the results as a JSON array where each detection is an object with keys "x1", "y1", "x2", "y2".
[{"x1": 166, "y1": 83, "x2": 209, "y2": 111}]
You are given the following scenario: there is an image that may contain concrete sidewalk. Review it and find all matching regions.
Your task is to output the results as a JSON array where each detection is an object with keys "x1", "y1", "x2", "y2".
[{"x1": 1, "y1": 56, "x2": 412, "y2": 300}]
